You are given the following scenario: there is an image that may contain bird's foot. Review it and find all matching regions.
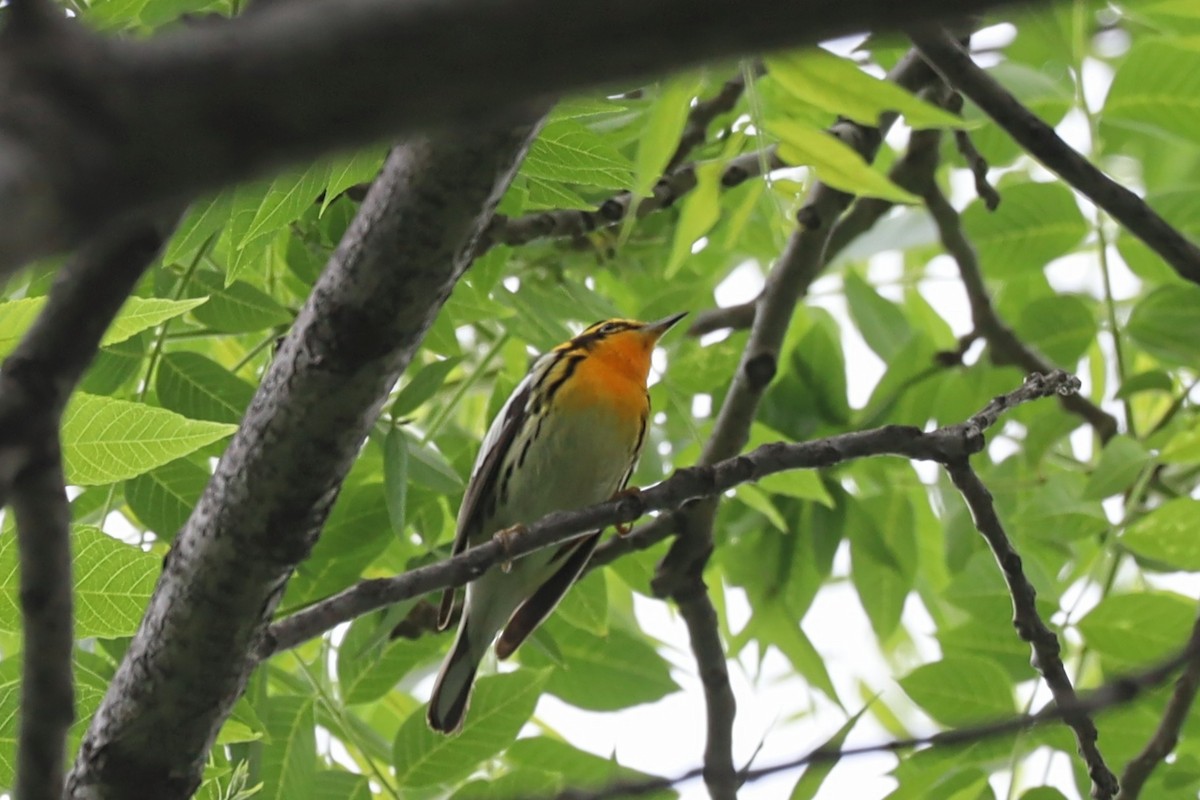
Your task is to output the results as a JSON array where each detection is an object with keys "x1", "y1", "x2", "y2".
[
  {"x1": 610, "y1": 486, "x2": 642, "y2": 536},
  {"x1": 492, "y1": 523, "x2": 527, "y2": 573}
]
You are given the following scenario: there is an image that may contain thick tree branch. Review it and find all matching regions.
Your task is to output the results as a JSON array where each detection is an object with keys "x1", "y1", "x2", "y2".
[
  {"x1": 552, "y1": 626, "x2": 1200, "y2": 800},
  {"x1": 261, "y1": 370, "x2": 1079, "y2": 658},
  {"x1": 945, "y1": 459, "x2": 1118, "y2": 799},
  {"x1": 911, "y1": 29, "x2": 1200, "y2": 286},
  {"x1": 0, "y1": 0, "x2": 1049, "y2": 274},
  {"x1": 67, "y1": 119, "x2": 543, "y2": 800},
  {"x1": 1116, "y1": 614, "x2": 1200, "y2": 800},
  {"x1": 917, "y1": 132, "x2": 1120, "y2": 442},
  {"x1": 0, "y1": 217, "x2": 175, "y2": 799}
]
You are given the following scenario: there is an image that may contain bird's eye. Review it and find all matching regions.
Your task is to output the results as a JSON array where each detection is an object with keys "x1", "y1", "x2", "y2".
[{"x1": 598, "y1": 322, "x2": 619, "y2": 334}]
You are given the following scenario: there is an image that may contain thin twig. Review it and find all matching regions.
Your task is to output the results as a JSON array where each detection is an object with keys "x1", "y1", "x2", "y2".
[
  {"x1": 649, "y1": 51, "x2": 944, "y2": 797},
  {"x1": 550, "y1": 628, "x2": 1200, "y2": 800},
  {"x1": 260, "y1": 369, "x2": 1080, "y2": 658},
  {"x1": 945, "y1": 460, "x2": 1118, "y2": 799},
  {"x1": 1116, "y1": 615, "x2": 1200, "y2": 799},
  {"x1": 919, "y1": 154, "x2": 1119, "y2": 442},
  {"x1": 911, "y1": 29, "x2": 1200, "y2": 286},
  {"x1": 687, "y1": 78, "x2": 948, "y2": 339}
]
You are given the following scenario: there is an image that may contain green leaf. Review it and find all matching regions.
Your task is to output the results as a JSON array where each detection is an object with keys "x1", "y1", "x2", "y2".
[
  {"x1": 382, "y1": 427, "x2": 408, "y2": 536},
  {"x1": 769, "y1": 119, "x2": 918, "y2": 203},
  {"x1": 239, "y1": 163, "x2": 328, "y2": 249},
  {"x1": 338, "y1": 616, "x2": 442, "y2": 705},
  {"x1": 521, "y1": 620, "x2": 678, "y2": 710},
  {"x1": 666, "y1": 161, "x2": 723, "y2": 277},
  {"x1": 395, "y1": 670, "x2": 550, "y2": 787},
  {"x1": 1013, "y1": 294, "x2": 1096, "y2": 366},
  {"x1": 553, "y1": 570, "x2": 608, "y2": 635},
  {"x1": 523, "y1": 120, "x2": 634, "y2": 190},
  {"x1": 189, "y1": 272, "x2": 292, "y2": 334},
  {"x1": 899, "y1": 656, "x2": 1013, "y2": 726},
  {"x1": 125, "y1": 457, "x2": 210, "y2": 541},
  {"x1": 0, "y1": 526, "x2": 159, "y2": 637},
  {"x1": 746, "y1": 603, "x2": 840, "y2": 705},
  {"x1": 313, "y1": 771, "x2": 371, "y2": 800},
  {"x1": 283, "y1": 482, "x2": 392, "y2": 609},
  {"x1": 164, "y1": 192, "x2": 231, "y2": 264},
  {"x1": 1127, "y1": 284, "x2": 1200, "y2": 364},
  {"x1": 1116, "y1": 370, "x2": 1174, "y2": 400},
  {"x1": 81, "y1": 333, "x2": 147, "y2": 397},
  {"x1": 768, "y1": 48, "x2": 964, "y2": 129},
  {"x1": 1105, "y1": 38, "x2": 1200, "y2": 145},
  {"x1": 322, "y1": 147, "x2": 386, "y2": 215},
  {"x1": 1121, "y1": 498, "x2": 1200, "y2": 571},
  {"x1": 735, "y1": 483, "x2": 788, "y2": 531},
  {"x1": 756, "y1": 470, "x2": 834, "y2": 508},
  {"x1": 0, "y1": 651, "x2": 113, "y2": 787},
  {"x1": 1078, "y1": 591, "x2": 1196, "y2": 667},
  {"x1": 634, "y1": 74, "x2": 701, "y2": 196},
  {"x1": 451, "y1": 770, "x2": 563, "y2": 799},
  {"x1": 524, "y1": 177, "x2": 593, "y2": 211},
  {"x1": 789, "y1": 705, "x2": 870, "y2": 800},
  {"x1": 1083, "y1": 435, "x2": 1151, "y2": 500},
  {"x1": 405, "y1": 432, "x2": 464, "y2": 494},
  {"x1": 961, "y1": 182, "x2": 1087, "y2": 275},
  {"x1": 0, "y1": 296, "x2": 207, "y2": 360},
  {"x1": 259, "y1": 696, "x2": 316, "y2": 800},
  {"x1": 391, "y1": 357, "x2": 462, "y2": 418},
  {"x1": 157, "y1": 352, "x2": 256, "y2": 424},
  {"x1": 217, "y1": 695, "x2": 267, "y2": 745},
  {"x1": 1162, "y1": 426, "x2": 1200, "y2": 464},
  {"x1": 843, "y1": 270, "x2": 912, "y2": 360},
  {"x1": 62, "y1": 393, "x2": 236, "y2": 485},
  {"x1": 506, "y1": 737, "x2": 675, "y2": 800}
]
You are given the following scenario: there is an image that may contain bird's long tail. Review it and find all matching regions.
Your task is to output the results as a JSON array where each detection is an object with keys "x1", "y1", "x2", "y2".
[{"x1": 427, "y1": 618, "x2": 483, "y2": 734}]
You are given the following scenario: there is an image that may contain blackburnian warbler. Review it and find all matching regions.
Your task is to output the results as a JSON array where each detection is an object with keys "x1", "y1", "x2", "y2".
[{"x1": 426, "y1": 312, "x2": 687, "y2": 733}]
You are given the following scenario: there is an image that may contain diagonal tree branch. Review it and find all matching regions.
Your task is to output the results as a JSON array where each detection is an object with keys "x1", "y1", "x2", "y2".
[
  {"x1": 945, "y1": 458, "x2": 1118, "y2": 799},
  {"x1": 551, "y1": 621, "x2": 1200, "y2": 800},
  {"x1": 67, "y1": 117, "x2": 544, "y2": 800},
  {"x1": 261, "y1": 370, "x2": 1078, "y2": 658},
  {"x1": 915, "y1": 130, "x2": 1120, "y2": 442},
  {"x1": 910, "y1": 29, "x2": 1200, "y2": 286},
  {"x1": 0, "y1": 0, "x2": 1051, "y2": 275}
]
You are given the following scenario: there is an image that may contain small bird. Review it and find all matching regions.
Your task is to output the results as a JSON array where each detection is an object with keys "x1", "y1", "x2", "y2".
[{"x1": 426, "y1": 312, "x2": 686, "y2": 733}]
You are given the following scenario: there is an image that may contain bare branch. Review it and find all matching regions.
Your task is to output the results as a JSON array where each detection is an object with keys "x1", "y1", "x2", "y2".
[
  {"x1": 911, "y1": 29, "x2": 1200, "y2": 286},
  {"x1": 67, "y1": 119, "x2": 544, "y2": 800},
  {"x1": 0, "y1": 0, "x2": 1050, "y2": 274},
  {"x1": 261, "y1": 370, "x2": 1080, "y2": 658},
  {"x1": 1117, "y1": 615, "x2": 1200, "y2": 800},
  {"x1": 10, "y1": 439, "x2": 73, "y2": 800},
  {"x1": 0, "y1": 216, "x2": 174, "y2": 799},
  {"x1": 918, "y1": 151, "x2": 1120, "y2": 441},
  {"x1": 945, "y1": 459, "x2": 1118, "y2": 799},
  {"x1": 686, "y1": 88, "x2": 946, "y2": 339},
  {"x1": 551, "y1": 627, "x2": 1200, "y2": 800}
]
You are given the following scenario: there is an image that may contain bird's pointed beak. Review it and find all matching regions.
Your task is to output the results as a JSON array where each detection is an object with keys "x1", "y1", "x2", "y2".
[{"x1": 643, "y1": 311, "x2": 688, "y2": 340}]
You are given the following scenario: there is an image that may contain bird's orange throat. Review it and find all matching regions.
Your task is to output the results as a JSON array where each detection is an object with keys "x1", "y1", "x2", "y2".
[{"x1": 556, "y1": 333, "x2": 652, "y2": 422}]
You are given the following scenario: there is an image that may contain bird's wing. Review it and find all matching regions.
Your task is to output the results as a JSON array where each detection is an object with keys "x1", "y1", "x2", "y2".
[{"x1": 437, "y1": 358, "x2": 544, "y2": 628}]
